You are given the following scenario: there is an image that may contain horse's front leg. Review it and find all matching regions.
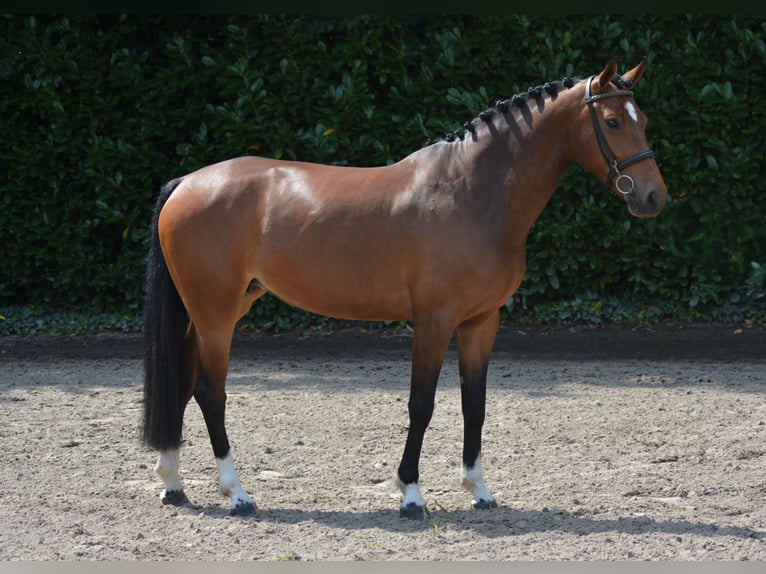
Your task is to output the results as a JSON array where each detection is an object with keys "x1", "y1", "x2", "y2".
[
  {"x1": 457, "y1": 311, "x2": 500, "y2": 510},
  {"x1": 396, "y1": 314, "x2": 454, "y2": 519}
]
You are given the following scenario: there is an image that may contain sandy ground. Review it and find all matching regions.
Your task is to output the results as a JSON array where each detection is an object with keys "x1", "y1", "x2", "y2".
[{"x1": 0, "y1": 324, "x2": 764, "y2": 561}]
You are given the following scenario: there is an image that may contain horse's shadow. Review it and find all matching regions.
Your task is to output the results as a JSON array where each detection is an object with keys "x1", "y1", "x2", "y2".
[{"x1": 175, "y1": 501, "x2": 763, "y2": 540}]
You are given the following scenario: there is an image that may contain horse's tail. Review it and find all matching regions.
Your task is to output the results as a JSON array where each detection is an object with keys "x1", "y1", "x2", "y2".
[{"x1": 142, "y1": 177, "x2": 188, "y2": 451}]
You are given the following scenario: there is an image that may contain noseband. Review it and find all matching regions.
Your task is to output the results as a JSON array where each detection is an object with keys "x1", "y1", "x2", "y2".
[{"x1": 585, "y1": 76, "x2": 655, "y2": 196}]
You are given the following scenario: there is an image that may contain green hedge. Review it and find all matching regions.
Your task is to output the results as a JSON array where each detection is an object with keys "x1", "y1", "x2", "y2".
[{"x1": 1, "y1": 14, "x2": 764, "y2": 331}]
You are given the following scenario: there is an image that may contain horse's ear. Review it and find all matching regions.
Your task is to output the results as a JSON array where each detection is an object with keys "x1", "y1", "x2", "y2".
[
  {"x1": 621, "y1": 57, "x2": 647, "y2": 87},
  {"x1": 594, "y1": 58, "x2": 619, "y2": 92}
]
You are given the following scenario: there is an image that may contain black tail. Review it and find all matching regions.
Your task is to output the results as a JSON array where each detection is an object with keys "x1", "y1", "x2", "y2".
[{"x1": 142, "y1": 177, "x2": 188, "y2": 451}]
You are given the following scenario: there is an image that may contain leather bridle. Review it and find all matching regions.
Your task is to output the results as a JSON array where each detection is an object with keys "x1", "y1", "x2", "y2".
[{"x1": 585, "y1": 76, "x2": 656, "y2": 196}]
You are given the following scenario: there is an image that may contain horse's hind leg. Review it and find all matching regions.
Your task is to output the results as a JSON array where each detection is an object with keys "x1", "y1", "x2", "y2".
[
  {"x1": 155, "y1": 450, "x2": 185, "y2": 504},
  {"x1": 155, "y1": 324, "x2": 199, "y2": 505},
  {"x1": 457, "y1": 310, "x2": 500, "y2": 510},
  {"x1": 194, "y1": 324, "x2": 255, "y2": 516}
]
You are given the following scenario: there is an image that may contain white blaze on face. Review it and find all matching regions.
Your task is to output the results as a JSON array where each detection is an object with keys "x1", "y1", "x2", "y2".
[{"x1": 625, "y1": 101, "x2": 639, "y2": 123}]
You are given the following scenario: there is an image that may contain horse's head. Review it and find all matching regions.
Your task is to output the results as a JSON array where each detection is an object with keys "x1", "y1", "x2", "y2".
[{"x1": 573, "y1": 58, "x2": 667, "y2": 218}]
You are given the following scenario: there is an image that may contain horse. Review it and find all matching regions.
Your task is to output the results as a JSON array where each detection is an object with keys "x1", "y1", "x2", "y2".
[{"x1": 142, "y1": 58, "x2": 667, "y2": 519}]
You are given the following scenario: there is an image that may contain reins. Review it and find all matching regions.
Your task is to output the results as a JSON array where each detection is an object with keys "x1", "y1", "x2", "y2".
[{"x1": 585, "y1": 76, "x2": 655, "y2": 196}]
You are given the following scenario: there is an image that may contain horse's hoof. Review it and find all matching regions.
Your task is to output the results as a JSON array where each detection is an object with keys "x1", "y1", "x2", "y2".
[
  {"x1": 399, "y1": 502, "x2": 428, "y2": 520},
  {"x1": 471, "y1": 498, "x2": 498, "y2": 510},
  {"x1": 161, "y1": 490, "x2": 189, "y2": 507},
  {"x1": 230, "y1": 501, "x2": 256, "y2": 517}
]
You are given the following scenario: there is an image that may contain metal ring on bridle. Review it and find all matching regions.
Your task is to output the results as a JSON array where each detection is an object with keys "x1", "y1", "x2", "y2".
[{"x1": 615, "y1": 173, "x2": 636, "y2": 196}]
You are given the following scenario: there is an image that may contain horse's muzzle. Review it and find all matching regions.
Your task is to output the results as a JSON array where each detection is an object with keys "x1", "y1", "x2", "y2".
[{"x1": 625, "y1": 184, "x2": 665, "y2": 218}]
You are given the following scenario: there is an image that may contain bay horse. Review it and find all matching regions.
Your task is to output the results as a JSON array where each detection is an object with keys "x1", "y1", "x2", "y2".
[{"x1": 142, "y1": 58, "x2": 667, "y2": 519}]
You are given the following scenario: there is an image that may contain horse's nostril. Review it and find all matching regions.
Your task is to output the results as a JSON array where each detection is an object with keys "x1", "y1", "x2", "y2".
[{"x1": 646, "y1": 189, "x2": 659, "y2": 210}]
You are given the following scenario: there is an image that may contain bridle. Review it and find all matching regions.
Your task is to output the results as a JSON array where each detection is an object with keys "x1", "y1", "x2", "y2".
[{"x1": 585, "y1": 76, "x2": 655, "y2": 196}]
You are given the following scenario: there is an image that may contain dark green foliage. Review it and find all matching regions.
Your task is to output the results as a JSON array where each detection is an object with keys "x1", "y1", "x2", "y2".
[{"x1": 1, "y1": 14, "x2": 764, "y2": 332}]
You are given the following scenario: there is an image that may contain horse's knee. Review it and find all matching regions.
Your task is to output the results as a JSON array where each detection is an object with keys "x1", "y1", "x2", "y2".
[{"x1": 407, "y1": 394, "x2": 435, "y2": 430}]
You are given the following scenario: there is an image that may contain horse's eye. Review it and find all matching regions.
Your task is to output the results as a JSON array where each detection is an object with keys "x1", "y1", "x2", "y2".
[{"x1": 605, "y1": 117, "x2": 620, "y2": 129}]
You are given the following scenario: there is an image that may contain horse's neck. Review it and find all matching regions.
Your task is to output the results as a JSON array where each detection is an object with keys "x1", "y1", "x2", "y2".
[{"x1": 448, "y1": 92, "x2": 580, "y2": 243}]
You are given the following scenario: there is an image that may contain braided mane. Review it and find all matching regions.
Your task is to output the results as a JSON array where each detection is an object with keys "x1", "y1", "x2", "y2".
[{"x1": 424, "y1": 73, "x2": 633, "y2": 147}]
